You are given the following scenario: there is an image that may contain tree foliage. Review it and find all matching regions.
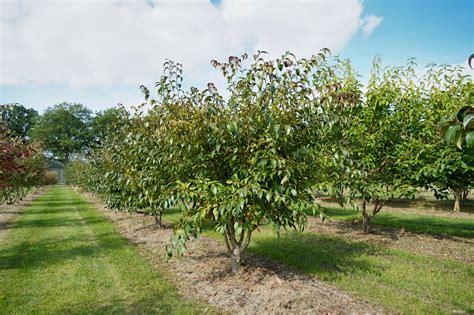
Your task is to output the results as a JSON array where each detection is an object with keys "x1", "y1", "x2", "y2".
[
  {"x1": 30, "y1": 102, "x2": 93, "y2": 163},
  {"x1": 0, "y1": 103, "x2": 38, "y2": 141},
  {"x1": 325, "y1": 59, "x2": 473, "y2": 229},
  {"x1": 90, "y1": 107, "x2": 130, "y2": 148},
  {"x1": 1, "y1": 128, "x2": 46, "y2": 204}
]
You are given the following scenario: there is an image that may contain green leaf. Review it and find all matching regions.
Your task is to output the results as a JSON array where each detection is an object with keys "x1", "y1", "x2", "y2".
[
  {"x1": 466, "y1": 131, "x2": 474, "y2": 149},
  {"x1": 463, "y1": 113, "x2": 474, "y2": 128},
  {"x1": 445, "y1": 125, "x2": 460, "y2": 145},
  {"x1": 265, "y1": 191, "x2": 272, "y2": 202},
  {"x1": 455, "y1": 130, "x2": 464, "y2": 149},
  {"x1": 457, "y1": 105, "x2": 472, "y2": 122}
]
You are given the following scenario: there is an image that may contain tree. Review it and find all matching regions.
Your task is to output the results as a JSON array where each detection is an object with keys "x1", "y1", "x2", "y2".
[
  {"x1": 441, "y1": 105, "x2": 474, "y2": 210},
  {"x1": 334, "y1": 58, "x2": 421, "y2": 233},
  {"x1": 30, "y1": 103, "x2": 93, "y2": 163},
  {"x1": 416, "y1": 67, "x2": 473, "y2": 211},
  {"x1": 0, "y1": 103, "x2": 38, "y2": 141},
  {"x1": 155, "y1": 51, "x2": 356, "y2": 272},
  {"x1": 1, "y1": 128, "x2": 46, "y2": 204}
]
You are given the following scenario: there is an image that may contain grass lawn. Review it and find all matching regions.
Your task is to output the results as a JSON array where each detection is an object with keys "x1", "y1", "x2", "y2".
[
  {"x1": 0, "y1": 186, "x2": 205, "y2": 314},
  {"x1": 162, "y1": 209, "x2": 474, "y2": 314},
  {"x1": 319, "y1": 206, "x2": 474, "y2": 238}
]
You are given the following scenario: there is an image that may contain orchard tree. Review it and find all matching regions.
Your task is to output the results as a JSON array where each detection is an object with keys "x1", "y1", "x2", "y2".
[
  {"x1": 1, "y1": 128, "x2": 46, "y2": 204},
  {"x1": 0, "y1": 103, "x2": 38, "y2": 141},
  {"x1": 336, "y1": 58, "x2": 422, "y2": 233},
  {"x1": 416, "y1": 67, "x2": 473, "y2": 211},
  {"x1": 139, "y1": 50, "x2": 358, "y2": 273},
  {"x1": 30, "y1": 102, "x2": 93, "y2": 163},
  {"x1": 440, "y1": 105, "x2": 474, "y2": 209}
]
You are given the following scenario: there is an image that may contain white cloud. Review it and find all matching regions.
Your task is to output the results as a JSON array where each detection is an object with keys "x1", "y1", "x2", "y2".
[
  {"x1": 362, "y1": 15, "x2": 383, "y2": 37},
  {"x1": 1, "y1": 0, "x2": 377, "y2": 89}
]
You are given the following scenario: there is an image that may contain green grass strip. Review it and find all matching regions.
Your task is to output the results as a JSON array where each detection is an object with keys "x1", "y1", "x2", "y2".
[{"x1": 0, "y1": 186, "x2": 203, "y2": 314}]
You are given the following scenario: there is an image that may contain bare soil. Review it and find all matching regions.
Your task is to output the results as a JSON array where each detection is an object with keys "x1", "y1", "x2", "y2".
[
  {"x1": 81, "y1": 191, "x2": 381, "y2": 314},
  {"x1": 0, "y1": 187, "x2": 49, "y2": 242}
]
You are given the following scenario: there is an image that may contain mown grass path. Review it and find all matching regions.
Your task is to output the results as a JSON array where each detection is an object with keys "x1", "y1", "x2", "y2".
[{"x1": 0, "y1": 186, "x2": 202, "y2": 314}]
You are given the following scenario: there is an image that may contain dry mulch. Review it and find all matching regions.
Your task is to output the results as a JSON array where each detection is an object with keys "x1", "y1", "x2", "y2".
[
  {"x1": 0, "y1": 187, "x2": 49, "y2": 242},
  {"x1": 80, "y1": 191, "x2": 381, "y2": 314}
]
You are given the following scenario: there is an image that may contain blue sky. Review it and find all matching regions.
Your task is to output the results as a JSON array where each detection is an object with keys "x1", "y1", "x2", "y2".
[
  {"x1": 0, "y1": 0, "x2": 472, "y2": 113},
  {"x1": 346, "y1": 0, "x2": 473, "y2": 78}
]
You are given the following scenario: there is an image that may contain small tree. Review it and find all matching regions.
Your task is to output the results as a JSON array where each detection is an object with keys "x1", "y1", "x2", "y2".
[
  {"x1": 136, "y1": 50, "x2": 359, "y2": 272},
  {"x1": 417, "y1": 68, "x2": 473, "y2": 211},
  {"x1": 336, "y1": 58, "x2": 420, "y2": 233}
]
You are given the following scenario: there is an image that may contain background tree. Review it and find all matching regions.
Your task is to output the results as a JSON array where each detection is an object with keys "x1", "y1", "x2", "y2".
[
  {"x1": 30, "y1": 102, "x2": 93, "y2": 163},
  {"x1": 0, "y1": 103, "x2": 38, "y2": 141}
]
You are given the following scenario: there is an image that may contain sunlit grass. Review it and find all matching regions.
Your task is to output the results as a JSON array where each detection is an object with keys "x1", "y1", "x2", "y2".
[{"x1": 0, "y1": 186, "x2": 205, "y2": 314}]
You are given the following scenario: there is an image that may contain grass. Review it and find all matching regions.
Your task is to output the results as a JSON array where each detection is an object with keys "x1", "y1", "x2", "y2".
[
  {"x1": 0, "y1": 186, "x2": 205, "y2": 314},
  {"x1": 319, "y1": 206, "x2": 474, "y2": 238},
  {"x1": 161, "y1": 209, "x2": 474, "y2": 314},
  {"x1": 248, "y1": 231, "x2": 474, "y2": 314}
]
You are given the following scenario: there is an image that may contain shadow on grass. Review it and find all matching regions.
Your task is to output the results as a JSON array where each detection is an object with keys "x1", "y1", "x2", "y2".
[
  {"x1": 0, "y1": 192, "x2": 131, "y2": 270},
  {"x1": 55, "y1": 296, "x2": 200, "y2": 315},
  {"x1": 0, "y1": 228, "x2": 128, "y2": 271},
  {"x1": 387, "y1": 198, "x2": 474, "y2": 213},
  {"x1": 249, "y1": 232, "x2": 379, "y2": 279},
  {"x1": 371, "y1": 213, "x2": 474, "y2": 239}
]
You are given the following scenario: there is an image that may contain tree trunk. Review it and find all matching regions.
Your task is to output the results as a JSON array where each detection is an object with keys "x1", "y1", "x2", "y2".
[
  {"x1": 154, "y1": 212, "x2": 162, "y2": 229},
  {"x1": 362, "y1": 211, "x2": 371, "y2": 233},
  {"x1": 224, "y1": 224, "x2": 252, "y2": 274},
  {"x1": 462, "y1": 190, "x2": 469, "y2": 206},
  {"x1": 360, "y1": 200, "x2": 371, "y2": 233},
  {"x1": 453, "y1": 190, "x2": 462, "y2": 212},
  {"x1": 231, "y1": 246, "x2": 241, "y2": 274}
]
